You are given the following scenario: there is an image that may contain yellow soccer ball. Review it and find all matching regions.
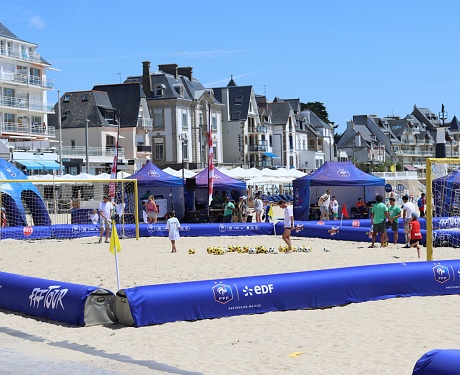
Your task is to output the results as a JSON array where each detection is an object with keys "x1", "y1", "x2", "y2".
[{"x1": 188, "y1": 248, "x2": 196, "y2": 254}]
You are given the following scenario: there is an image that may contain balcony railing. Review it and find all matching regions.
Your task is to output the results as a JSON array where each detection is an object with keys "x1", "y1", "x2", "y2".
[
  {"x1": 58, "y1": 146, "x2": 125, "y2": 158},
  {"x1": 248, "y1": 125, "x2": 268, "y2": 133},
  {"x1": 248, "y1": 145, "x2": 268, "y2": 152},
  {"x1": 0, "y1": 96, "x2": 55, "y2": 112},
  {"x1": 136, "y1": 145, "x2": 151, "y2": 153},
  {"x1": 1, "y1": 122, "x2": 56, "y2": 137},
  {"x1": 0, "y1": 46, "x2": 43, "y2": 65},
  {"x1": 0, "y1": 71, "x2": 54, "y2": 89},
  {"x1": 137, "y1": 118, "x2": 153, "y2": 130}
]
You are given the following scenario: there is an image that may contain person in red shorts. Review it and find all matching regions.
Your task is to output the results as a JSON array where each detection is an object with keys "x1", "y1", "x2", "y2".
[{"x1": 409, "y1": 211, "x2": 422, "y2": 258}]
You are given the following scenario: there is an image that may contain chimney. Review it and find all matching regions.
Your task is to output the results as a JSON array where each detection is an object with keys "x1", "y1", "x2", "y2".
[
  {"x1": 158, "y1": 64, "x2": 178, "y2": 79},
  {"x1": 142, "y1": 61, "x2": 152, "y2": 97},
  {"x1": 178, "y1": 66, "x2": 193, "y2": 81}
]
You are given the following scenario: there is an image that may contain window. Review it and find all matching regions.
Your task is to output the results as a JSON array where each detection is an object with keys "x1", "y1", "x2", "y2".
[
  {"x1": 231, "y1": 112, "x2": 240, "y2": 121},
  {"x1": 182, "y1": 140, "x2": 188, "y2": 159},
  {"x1": 106, "y1": 135, "x2": 116, "y2": 148},
  {"x1": 154, "y1": 84, "x2": 165, "y2": 97},
  {"x1": 105, "y1": 110, "x2": 114, "y2": 124},
  {"x1": 154, "y1": 143, "x2": 164, "y2": 160},
  {"x1": 234, "y1": 96, "x2": 243, "y2": 104},
  {"x1": 182, "y1": 112, "x2": 187, "y2": 130},
  {"x1": 71, "y1": 139, "x2": 76, "y2": 148},
  {"x1": 199, "y1": 113, "x2": 203, "y2": 126},
  {"x1": 153, "y1": 110, "x2": 163, "y2": 128},
  {"x1": 212, "y1": 115, "x2": 217, "y2": 130},
  {"x1": 82, "y1": 93, "x2": 89, "y2": 102},
  {"x1": 32, "y1": 116, "x2": 41, "y2": 127},
  {"x1": 63, "y1": 94, "x2": 70, "y2": 102},
  {"x1": 3, "y1": 113, "x2": 14, "y2": 124}
]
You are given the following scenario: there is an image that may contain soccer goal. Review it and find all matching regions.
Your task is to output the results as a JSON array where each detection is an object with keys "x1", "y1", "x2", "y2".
[
  {"x1": 0, "y1": 178, "x2": 139, "y2": 240},
  {"x1": 426, "y1": 158, "x2": 460, "y2": 261}
]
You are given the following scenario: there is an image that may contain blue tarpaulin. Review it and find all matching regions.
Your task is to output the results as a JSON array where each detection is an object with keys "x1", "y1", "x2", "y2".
[{"x1": 413, "y1": 349, "x2": 460, "y2": 374}]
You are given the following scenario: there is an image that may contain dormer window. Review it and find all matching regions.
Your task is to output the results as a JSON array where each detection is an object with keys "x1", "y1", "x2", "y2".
[
  {"x1": 154, "y1": 84, "x2": 166, "y2": 97},
  {"x1": 234, "y1": 96, "x2": 243, "y2": 104},
  {"x1": 63, "y1": 94, "x2": 70, "y2": 102},
  {"x1": 173, "y1": 84, "x2": 183, "y2": 97},
  {"x1": 82, "y1": 93, "x2": 89, "y2": 102}
]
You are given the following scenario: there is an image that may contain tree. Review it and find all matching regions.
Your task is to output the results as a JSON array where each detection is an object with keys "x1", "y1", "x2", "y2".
[{"x1": 300, "y1": 101, "x2": 330, "y2": 124}]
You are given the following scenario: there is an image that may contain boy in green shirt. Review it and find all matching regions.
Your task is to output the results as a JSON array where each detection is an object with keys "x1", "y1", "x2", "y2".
[
  {"x1": 369, "y1": 195, "x2": 390, "y2": 248},
  {"x1": 386, "y1": 197, "x2": 402, "y2": 244}
]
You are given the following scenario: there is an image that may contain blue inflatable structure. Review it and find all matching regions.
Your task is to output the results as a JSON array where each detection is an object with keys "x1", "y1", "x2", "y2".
[
  {"x1": 115, "y1": 260, "x2": 460, "y2": 327},
  {"x1": 0, "y1": 271, "x2": 116, "y2": 326},
  {"x1": 413, "y1": 349, "x2": 460, "y2": 374}
]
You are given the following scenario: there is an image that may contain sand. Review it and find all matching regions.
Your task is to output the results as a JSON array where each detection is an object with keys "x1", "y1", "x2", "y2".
[{"x1": 1, "y1": 223, "x2": 460, "y2": 374}]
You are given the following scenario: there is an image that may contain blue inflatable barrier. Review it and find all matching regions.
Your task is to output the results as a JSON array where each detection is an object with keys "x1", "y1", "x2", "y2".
[
  {"x1": 413, "y1": 349, "x2": 460, "y2": 374},
  {"x1": 0, "y1": 271, "x2": 116, "y2": 326},
  {"x1": 115, "y1": 260, "x2": 460, "y2": 327}
]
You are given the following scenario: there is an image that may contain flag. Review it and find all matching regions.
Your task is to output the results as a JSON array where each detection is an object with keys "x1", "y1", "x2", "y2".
[
  {"x1": 208, "y1": 113, "x2": 214, "y2": 206},
  {"x1": 341, "y1": 203, "x2": 348, "y2": 219},
  {"x1": 268, "y1": 204, "x2": 274, "y2": 219},
  {"x1": 390, "y1": 164, "x2": 396, "y2": 172},
  {"x1": 108, "y1": 125, "x2": 119, "y2": 198},
  {"x1": 109, "y1": 220, "x2": 122, "y2": 255}
]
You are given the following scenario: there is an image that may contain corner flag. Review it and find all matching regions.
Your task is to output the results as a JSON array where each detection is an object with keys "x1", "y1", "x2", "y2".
[
  {"x1": 109, "y1": 220, "x2": 122, "y2": 255},
  {"x1": 341, "y1": 203, "x2": 348, "y2": 219}
]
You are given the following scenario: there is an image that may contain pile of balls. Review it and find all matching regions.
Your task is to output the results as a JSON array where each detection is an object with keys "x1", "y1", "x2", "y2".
[
  {"x1": 278, "y1": 245, "x2": 312, "y2": 253},
  {"x1": 190, "y1": 244, "x2": 314, "y2": 255}
]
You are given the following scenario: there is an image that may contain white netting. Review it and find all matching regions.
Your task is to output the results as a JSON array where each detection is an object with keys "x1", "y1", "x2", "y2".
[{"x1": 0, "y1": 179, "x2": 138, "y2": 240}]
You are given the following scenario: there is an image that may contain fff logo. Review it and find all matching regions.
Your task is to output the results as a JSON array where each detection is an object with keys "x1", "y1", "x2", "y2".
[
  {"x1": 212, "y1": 283, "x2": 233, "y2": 304},
  {"x1": 433, "y1": 265, "x2": 450, "y2": 284}
]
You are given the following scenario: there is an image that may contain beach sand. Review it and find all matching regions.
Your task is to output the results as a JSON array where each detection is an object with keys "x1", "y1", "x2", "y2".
[{"x1": 1, "y1": 218, "x2": 460, "y2": 374}]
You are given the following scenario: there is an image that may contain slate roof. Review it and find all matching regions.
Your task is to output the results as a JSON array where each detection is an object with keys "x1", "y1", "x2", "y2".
[
  {"x1": 212, "y1": 78, "x2": 253, "y2": 121},
  {"x1": 93, "y1": 83, "x2": 145, "y2": 127},
  {"x1": 268, "y1": 101, "x2": 293, "y2": 126},
  {"x1": 450, "y1": 116, "x2": 460, "y2": 132}
]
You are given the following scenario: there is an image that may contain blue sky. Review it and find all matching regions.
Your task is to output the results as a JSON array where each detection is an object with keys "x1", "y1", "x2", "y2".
[{"x1": 3, "y1": 1, "x2": 460, "y2": 134}]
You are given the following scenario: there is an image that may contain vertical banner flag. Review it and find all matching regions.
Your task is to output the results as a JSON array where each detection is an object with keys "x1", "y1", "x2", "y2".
[
  {"x1": 341, "y1": 203, "x2": 348, "y2": 219},
  {"x1": 208, "y1": 108, "x2": 214, "y2": 205},
  {"x1": 109, "y1": 113, "x2": 120, "y2": 198}
]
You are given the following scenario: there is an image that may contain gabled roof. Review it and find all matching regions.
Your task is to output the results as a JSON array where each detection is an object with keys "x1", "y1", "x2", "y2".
[
  {"x1": 212, "y1": 83, "x2": 253, "y2": 121},
  {"x1": 0, "y1": 23, "x2": 21, "y2": 41},
  {"x1": 450, "y1": 116, "x2": 460, "y2": 132},
  {"x1": 93, "y1": 83, "x2": 145, "y2": 128},
  {"x1": 268, "y1": 101, "x2": 293, "y2": 126}
]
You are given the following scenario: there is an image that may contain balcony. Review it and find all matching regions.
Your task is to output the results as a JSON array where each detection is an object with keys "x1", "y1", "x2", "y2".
[
  {"x1": 0, "y1": 71, "x2": 54, "y2": 89},
  {"x1": 248, "y1": 145, "x2": 268, "y2": 152},
  {"x1": 0, "y1": 46, "x2": 44, "y2": 65},
  {"x1": 58, "y1": 146, "x2": 125, "y2": 159},
  {"x1": 136, "y1": 145, "x2": 151, "y2": 153},
  {"x1": 1, "y1": 121, "x2": 56, "y2": 137},
  {"x1": 0, "y1": 96, "x2": 55, "y2": 112},
  {"x1": 137, "y1": 118, "x2": 153, "y2": 130},
  {"x1": 248, "y1": 125, "x2": 268, "y2": 133}
]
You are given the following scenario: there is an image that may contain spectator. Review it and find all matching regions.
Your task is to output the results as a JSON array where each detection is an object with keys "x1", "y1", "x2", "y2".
[
  {"x1": 318, "y1": 189, "x2": 331, "y2": 220},
  {"x1": 330, "y1": 195, "x2": 339, "y2": 220},
  {"x1": 1, "y1": 207, "x2": 6, "y2": 227},
  {"x1": 278, "y1": 200, "x2": 294, "y2": 253},
  {"x1": 369, "y1": 194, "x2": 390, "y2": 248},
  {"x1": 402, "y1": 195, "x2": 416, "y2": 248},
  {"x1": 98, "y1": 195, "x2": 113, "y2": 244},
  {"x1": 166, "y1": 210, "x2": 181, "y2": 253},
  {"x1": 222, "y1": 197, "x2": 235, "y2": 223},
  {"x1": 386, "y1": 197, "x2": 401, "y2": 244},
  {"x1": 235, "y1": 196, "x2": 248, "y2": 223},
  {"x1": 409, "y1": 212, "x2": 422, "y2": 258},
  {"x1": 263, "y1": 199, "x2": 271, "y2": 222},
  {"x1": 356, "y1": 197, "x2": 367, "y2": 216},
  {"x1": 253, "y1": 194, "x2": 263, "y2": 223},
  {"x1": 417, "y1": 193, "x2": 426, "y2": 218},
  {"x1": 145, "y1": 195, "x2": 158, "y2": 224}
]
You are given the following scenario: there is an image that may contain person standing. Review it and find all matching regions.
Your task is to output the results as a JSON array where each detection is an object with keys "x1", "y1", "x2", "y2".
[
  {"x1": 386, "y1": 197, "x2": 402, "y2": 244},
  {"x1": 402, "y1": 195, "x2": 416, "y2": 248},
  {"x1": 253, "y1": 194, "x2": 263, "y2": 223},
  {"x1": 409, "y1": 212, "x2": 422, "y2": 258},
  {"x1": 263, "y1": 199, "x2": 271, "y2": 222},
  {"x1": 278, "y1": 200, "x2": 294, "y2": 253},
  {"x1": 319, "y1": 189, "x2": 331, "y2": 220},
  {"x1": 98, "y1": 195, "x2": 113, "y2": 244},
  {"x1": 145, "y1": 195, "x2": 158, "y2": 223},
  {"x1": 330, "y1": 195, "x2": 339, "y2": 220},
  {"x1": 166, "y1": 210, "x2": 181, "y2": 253},
  {"x1": 235, "y1": 196, "x2": 247, "y2": 223},
  {"x1": 417, "y1": 193, "x2": 426, "y2": 218},
  {"x1": 369, "y1": 194, "x2": 390, "y2": 248},
  {"x1": 222, "y1": 197, "x2": 235, "y2": 223}
]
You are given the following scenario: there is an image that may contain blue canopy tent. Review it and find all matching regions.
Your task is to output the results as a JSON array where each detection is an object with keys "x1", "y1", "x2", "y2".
[
  {"x1": 0, "y1": 159, "x2": 51, "y2": 227},
  {"x1": 127, "y1": 160, "x2": 185, "y2": 220},
  {"x1": 292, "y1": 162, "x2": 385, "y2": 221},
  {"x1": 193, "y1": 167, "x2": 247, "y2": 208},
  {"x1": 432, "y1": 169, "x2": 460, "y2": 217}
]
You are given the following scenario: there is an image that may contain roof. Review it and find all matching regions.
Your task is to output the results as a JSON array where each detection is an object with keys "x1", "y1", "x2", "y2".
[
  {"x1": 128, "y1": 160, "x2": 183, "y2": 187},
  {"x1": 194, "y1": 167, "x2": 246, "y2": 190},
  {"x1": 212, "y1": 83, "x2": 253, "y2": 121}
]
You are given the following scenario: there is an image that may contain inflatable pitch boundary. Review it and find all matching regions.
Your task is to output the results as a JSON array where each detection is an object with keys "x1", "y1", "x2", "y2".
[
  {"x1": 115, "y1": 260, "x2": 460, "y2": 327},
  {"x1": 0, "y1": 271, "x2": 116, "y2": 326},
  {"x1": 413, "y1": 349, "x2": 460, "y2": 374}
]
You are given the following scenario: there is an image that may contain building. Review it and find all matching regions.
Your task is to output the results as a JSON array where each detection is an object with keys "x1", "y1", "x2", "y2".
[{"x1": 0, "y1": 23, "x2": 57, "y2": 173}]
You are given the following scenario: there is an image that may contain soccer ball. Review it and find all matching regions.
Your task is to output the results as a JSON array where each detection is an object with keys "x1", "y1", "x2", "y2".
[
  {"x1": 304, "y1": 246, "x2": 312, "y2": 253},
  {"x1": 323, "y1": 247, "x2": 330, "y2": 252},
  {"x1": 207, "y1": 247, "x2": 214, "y2": 254},
  {"x1": 214, "y1": 247, "x2": 224, "y2": 255},
  {"x1": 188, "y1": 248, "x2": 196, "y2": 254},
  {"x1": 268, "y1": 247, "x2": 276, "y2": 254},
  {"x1": 248, "y1": 247, "x2": 257, "y2": 254}
]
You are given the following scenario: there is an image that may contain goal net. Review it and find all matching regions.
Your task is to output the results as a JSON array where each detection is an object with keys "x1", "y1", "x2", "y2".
[
  {"x1": 426, "y1": 158, "x2": 460, "y2": 260},
  {"x1": 0, "y1": 178, "x2": 139, "y2": 241}
]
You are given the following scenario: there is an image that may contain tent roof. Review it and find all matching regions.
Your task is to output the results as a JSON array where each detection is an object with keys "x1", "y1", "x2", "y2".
[
  {"x1": 194, "y1": 167, "x2": 246, "y2": 190},
  {"x1": 294, "y1": 162, "x2": 385, "y2": 186},
  {"x1": 128, "y1": 160, "x2": 183, "y2": 187}
]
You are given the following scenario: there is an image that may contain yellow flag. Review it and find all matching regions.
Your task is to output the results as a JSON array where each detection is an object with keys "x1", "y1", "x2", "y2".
[
  {"x1": 109, "y1": 220, "x2": 122, "y2": 255},
  {"x1": 390, "y1": 164, "x2": 396, "y2": 172},
  {"x1": 268, "y1": 204, "x2": 274, "y2": 219}
]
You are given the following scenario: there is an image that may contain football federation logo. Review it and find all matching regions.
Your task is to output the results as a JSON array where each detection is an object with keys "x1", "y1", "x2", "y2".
[
  {"x1": 337, "y1": 168, "x2": 350, "y2": 178},
  {"x1": 212, "y1": 283, "x2": 233, "y2": 304},
  {"x1": 433, "y1": 264, "x2": 450, "y2": 284}
]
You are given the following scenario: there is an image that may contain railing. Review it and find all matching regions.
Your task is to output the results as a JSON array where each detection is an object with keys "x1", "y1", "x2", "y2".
[
  {"x1": 248, "y1": 145, "x2": 268, "y2": 151},
  {"x1": 248, "y1": 125, "x2": 268, "y2": 133},
  {"x1": 136, "y1": 145, "x2": 151, "y2": 153},
  {"x1": 58, "y1": 146, "x2": 125, "y2": 158},
  {"x1": 137, "y1": 118, "x2": 153, "y2": 130},
  {"x1": 0, "y1": 45, "x2": 43, "y2": 64},
  {"x1": 1, "y1": 122, "x2": 56, "y2": 137},
  {"x1": 0, "y1": 96, "x2": 55, "y2": 112},
  {"x1": 0, "y1": 71, "x2": 54, "y2": 89}
]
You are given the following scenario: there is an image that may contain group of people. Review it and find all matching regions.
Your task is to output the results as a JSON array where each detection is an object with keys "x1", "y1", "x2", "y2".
[
  {"x1": 317, "y1": 189, "x2": 341, "y2": 221},
  {"x1": 218, "y1": 193, "x2": 273, "y2": 223}
]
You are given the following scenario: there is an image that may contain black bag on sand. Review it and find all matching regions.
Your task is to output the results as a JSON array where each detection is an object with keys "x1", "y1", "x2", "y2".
[{"x1": 246, "y1": 215, "x2": 253, "y2": 223}]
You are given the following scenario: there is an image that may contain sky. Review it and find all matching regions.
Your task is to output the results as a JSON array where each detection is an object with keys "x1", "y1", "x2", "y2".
[{"x1": 2, "y1": 0, "x2": 460, "y2": 135}]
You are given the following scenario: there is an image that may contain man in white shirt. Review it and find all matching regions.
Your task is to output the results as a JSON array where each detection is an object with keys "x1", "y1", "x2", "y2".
[
  {"x1": 279, "y1": 200, "x2": 294, "y2": 253},
  {"x1": 402, "y1": 195, "x2": 416, "y2": 248},
  {"x1": 98, "y1": 195, "x2": 114, "y2": 244},
  {"x1": 319, "y1": 189, "x2": 331, "y2": 221}
]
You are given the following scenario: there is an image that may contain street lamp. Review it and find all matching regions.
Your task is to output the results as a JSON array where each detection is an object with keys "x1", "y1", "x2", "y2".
[
  {"x1": 179, "y1": 133, "x2": 187, "y2": 214},
  {"x1": 57, "y1": 90, "x2": 63, "y2": 175},
  {"x1": 85, "y1": 119, "x2": 90, "y2": 173}
]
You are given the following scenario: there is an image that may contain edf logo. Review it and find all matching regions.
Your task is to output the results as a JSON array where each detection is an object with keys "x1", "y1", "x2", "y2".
[
  {"x1": 433, "y1": 264, "x2": 450, "y2": 284},
  {"x1": 242, "y1": 284, "x2": 274, "y2": 297},
  {"x1": 212, "y1": 283, "x2": 233, "y2": 304}
]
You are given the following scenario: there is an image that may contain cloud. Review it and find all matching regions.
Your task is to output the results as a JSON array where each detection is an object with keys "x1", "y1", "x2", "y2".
[
  {"x1": 175, "y1": 49, "x2": 248, "y2": 58},
  {"x1": 204, "y1": 72, "x2": 256, "y2": 87},
  {"x1": 29, "y1": 15, "x2": 45, "y2": 29}
]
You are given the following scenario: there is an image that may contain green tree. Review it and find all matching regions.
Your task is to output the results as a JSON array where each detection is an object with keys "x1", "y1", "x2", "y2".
[{"x1": 300, "y1": 101, "x2": 330, "y2": 123}]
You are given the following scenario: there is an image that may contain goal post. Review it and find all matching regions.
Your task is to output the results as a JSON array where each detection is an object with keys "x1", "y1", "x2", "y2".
[
  {"x1": 0, "y1": 178, "x2": 139, "y2": 240},
  {"x1": 426, "y1": 158, "x2": 460, "y2": 261}
]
